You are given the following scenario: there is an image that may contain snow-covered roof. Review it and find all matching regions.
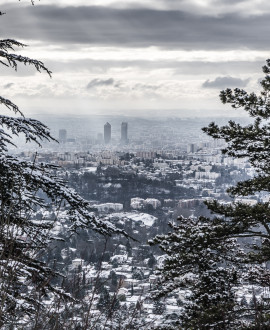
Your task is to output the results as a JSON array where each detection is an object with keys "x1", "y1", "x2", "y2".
[{"x1": 110, "y1": 212, "x2": 157, "y2": 227}]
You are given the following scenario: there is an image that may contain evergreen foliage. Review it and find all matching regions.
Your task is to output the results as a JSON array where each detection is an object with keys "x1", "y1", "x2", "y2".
[
  {"x1": 97, "y1": 287, "x2": 111, "y2": 313},
  {"x1": 0, "y1": 3, "x2": 125, "y2": 326},
  {"x1": 150, "y1": 60, "x2": 270, "y2": 328},
  {"x1": 152, "y1": 299, "x2": 166, "y2": 315}
]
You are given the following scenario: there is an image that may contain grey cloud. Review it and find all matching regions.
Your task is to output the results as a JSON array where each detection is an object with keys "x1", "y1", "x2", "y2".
[
  {"x1": 208, "y1": 0, "x2": 241, "y2": 5},
  {"x1": 2, "y1": 4, "x2": 270, "y2": 50},
  {"x1": 132, "y1": 83, "x2": 160, "y2": 91},
  {"x1": 212, "y1": 0, "x2": 247, "y2": 4},
  {"x1": 3, "y1": 83, "x2": 14, "y2": 89},
  {"x1": 202, "y1": 76, "x2": 250, "y2": 89},
  {"x1": 86, "y1": 78, "x2": 115, "y2": 89}
]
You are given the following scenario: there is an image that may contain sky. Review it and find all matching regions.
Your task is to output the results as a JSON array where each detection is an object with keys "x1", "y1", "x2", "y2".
[{"x1": 1, "y1": 0, "x2": 269, "y2": 117}]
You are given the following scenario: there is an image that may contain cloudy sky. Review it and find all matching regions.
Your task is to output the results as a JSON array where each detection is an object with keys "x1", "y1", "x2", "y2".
[{"x1": 1, "y1": 0, "x2": 269, "y2": 117}]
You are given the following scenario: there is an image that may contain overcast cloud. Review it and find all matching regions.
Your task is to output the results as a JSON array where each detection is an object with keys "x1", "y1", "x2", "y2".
[
  {"x1": 87, "y1": 78, "x2": 116, "y2": 89},
  {"x1": 3, "y1": 83, "x2": 14, "y2": 89},
  {"x1": 1, "y1": 5, "x2": 270, "y2": 50},
  {"x1": 0, "y1": 0, "x2": 268, "y2": 116},
  {"x1": 202, "y1": 76, "x2": 250, "y2": 89}
]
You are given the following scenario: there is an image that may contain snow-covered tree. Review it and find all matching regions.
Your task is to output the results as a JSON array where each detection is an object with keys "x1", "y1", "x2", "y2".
[
  {"x1": 0, "y1": 5, "x2": 125, "y2": 327},
  {"x1": 150, "y1": 217, "x2": 242, "y2": 328},
  {"x1": 150, "y1": 60, "x2": 270, "y2": 328},
  {"x1": 152, "y1": 299, "x2": 166, "y2": 315}
]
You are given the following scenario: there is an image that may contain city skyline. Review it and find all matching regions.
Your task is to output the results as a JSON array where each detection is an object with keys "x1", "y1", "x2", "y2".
[
  {"x1": 18, "y1": 115, "x2": 232, "y2": 154},
  {"x1": 1, "y1": 1, "x2": 268, "y2": 117},
  {"x1": 104, "y1": 122, "x2": 111, "y2": 144},
  {"x1": 103, "y1": 121, "x2": 129, "y2": 145},
  {"x1": 121, "y1": 122, "x2": 128, "y2": 145}
]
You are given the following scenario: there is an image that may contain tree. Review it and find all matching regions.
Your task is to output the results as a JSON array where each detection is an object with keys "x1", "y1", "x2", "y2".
[
  {"x1": 110, "y1": 270, "x2": 118, "y2": 289},
  {"x1": 150, "y1": 217, "x2": 242, "y2": 328},
  {"x1": 0, "y1": 4, "x2": 125, "y2": 327},
  {"x1": 150, "y1": 60, "x2": 270, "y2": 328},
  {"x1": 147, "y1": 254, "x2": 156, "y2": 269},
  {"x1": 152, "y1": 299, "x2": 166, "y2": 315},
  {"x1": 97, "y1": 287, "x2": 111, "y2": 313}
]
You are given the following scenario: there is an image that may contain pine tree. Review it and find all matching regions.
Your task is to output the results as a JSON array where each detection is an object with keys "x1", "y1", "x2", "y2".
[
  {"x1": 147, "y1": 253, "x2": 156, "y2": 269},
  {"x1": 97, "y1": 287, "x2": 111, "y2": 313},
  {"x1": 152, "y1": 299, "x2": 166, "y2": 315},
  {"x1": 0, "y1": 4, "x2": 125, "y2": 327},
  {"x1": 150, "y1": 60, "x2": 270, "y2": 328},
  {"x1": 110, "y1": 270, "x2": 118, "y2": 289},
  {"x1": 149, "y1": 217, "x2": 241, "y2": 328}
]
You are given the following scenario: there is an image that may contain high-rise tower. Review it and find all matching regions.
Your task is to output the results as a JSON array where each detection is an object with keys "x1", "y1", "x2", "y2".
[
  {"x1": 121, "y1": 122, "x2": 128, "y2": 144},
  {"x1": 59, "y1": 129, "x2": 67, "y2": 143},
  {"x1": 104, "y1": 122, "x2": 111, "y2": 144}
]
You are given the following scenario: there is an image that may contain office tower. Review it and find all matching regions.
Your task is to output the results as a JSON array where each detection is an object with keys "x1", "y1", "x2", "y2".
[
  {"x1": 121, "y1": 122, "x2": 128, "y2": 144},
  {"x1": 104, "y1": 122, "x2": 111, "y2": 144},
  {"x1": 187, "y1": 143, "x2": 197, "y2": 153},
  {"x1": 59, "y1": 129, "x2": 67, "y2": 143}
]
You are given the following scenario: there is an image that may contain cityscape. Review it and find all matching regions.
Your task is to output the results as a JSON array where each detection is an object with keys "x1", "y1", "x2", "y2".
[
  {"x1": 2, "y1": 0, "x2": 270, "y2": 328},
  {"x1": 8, "y1": 113, "x2": 261, "y2": 326},
  {"x1": 12, "y1": 112, "x2": 263, "y2": 326}
]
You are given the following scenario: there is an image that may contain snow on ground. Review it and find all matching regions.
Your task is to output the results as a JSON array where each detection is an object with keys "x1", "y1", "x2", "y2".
[
  {"x1": 110, "y1": 212, "x2": 157, "y2": 227},
  {"x1": 84, "y1": 167, "x2": 97, "y2": 173},
  {"x1": 126, "y1": 295, "x2": 141, "y2": 303}
]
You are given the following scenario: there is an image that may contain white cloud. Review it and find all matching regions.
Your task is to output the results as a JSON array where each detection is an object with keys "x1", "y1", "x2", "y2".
[{"x1": 17, "y1": 42, "x2": 270, "y2": 64}]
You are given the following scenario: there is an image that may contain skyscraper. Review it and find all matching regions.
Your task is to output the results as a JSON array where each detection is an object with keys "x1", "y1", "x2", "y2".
[
  {"x1": 59, "y1": 129, "x2": 67, "y2": 143},
  {"x1": 104, "y1": 122, "x2": 111, "y2": 144},
  {"x1": 121, "y1": 122, "x2": 128, "y2": 144}
]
